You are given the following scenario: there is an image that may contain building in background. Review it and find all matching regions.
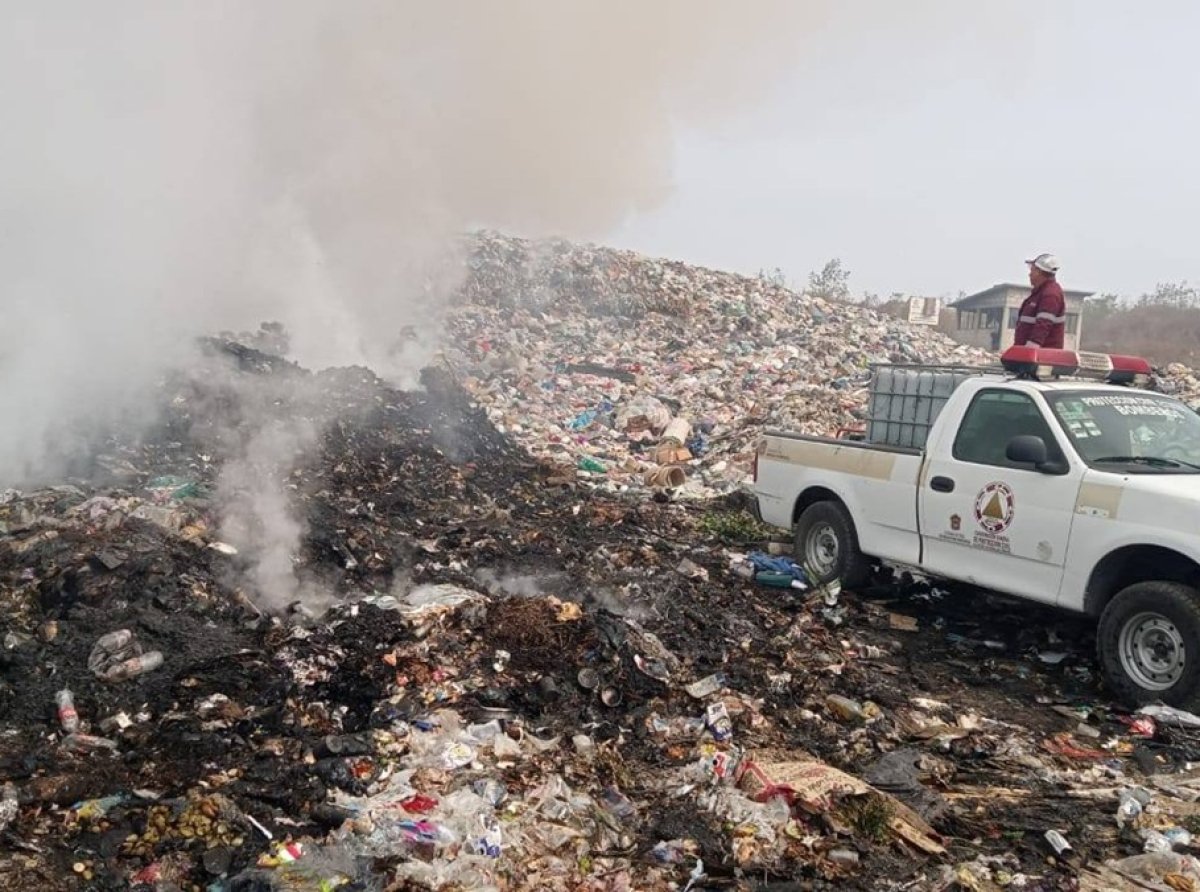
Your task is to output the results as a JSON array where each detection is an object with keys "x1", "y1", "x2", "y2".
[
  {"x1": 906, "y1": 296, "x2": 942, "y2": 326},
  {"x1": 950, "y1": 284, "x2": 1093, "y2": 351}
]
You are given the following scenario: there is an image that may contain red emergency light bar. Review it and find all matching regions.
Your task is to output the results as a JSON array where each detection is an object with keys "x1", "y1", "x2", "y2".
[{"x1": 1001, "y1": 346, "x2": 1152, "y2": 385}]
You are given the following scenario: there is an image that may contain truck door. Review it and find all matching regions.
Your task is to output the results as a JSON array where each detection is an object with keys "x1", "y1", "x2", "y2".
[{"x1": 918, "y1": 388, "x2": 1081, "y2": 604}]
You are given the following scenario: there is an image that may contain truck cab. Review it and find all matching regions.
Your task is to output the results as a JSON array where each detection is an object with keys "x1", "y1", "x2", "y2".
[{"x1": 755, "y1": 347, "x2": 1200, "y2": 708}]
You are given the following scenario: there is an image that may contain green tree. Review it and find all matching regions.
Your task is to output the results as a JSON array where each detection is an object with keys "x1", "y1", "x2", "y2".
[
  {"x1": 1087, "y1": 293, "x2": 1121, "y2": 322},
  {"x1": 807, "y1": 258, "x2": 851, "y2": 302},
  {"x1": 1138, "y1": 281, "x2": 1200, "y2": 309}
]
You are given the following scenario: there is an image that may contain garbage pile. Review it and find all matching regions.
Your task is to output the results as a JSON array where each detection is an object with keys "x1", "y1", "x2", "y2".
[
  {"x1": 5, "y1": 239, "x2": 1200, "y2": 890},
  {"x1": 446, "y1": 232, "x2": 991, "y2": 497},
  {"x1": 1158, "y1": 362, "x2": 1200, "y2": 406}
]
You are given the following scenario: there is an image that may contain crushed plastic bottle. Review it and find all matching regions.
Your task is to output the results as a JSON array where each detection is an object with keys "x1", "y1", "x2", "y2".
[
  {"x1": 732, "y1": 562, "x2": 756, "y2": 580},
  {"x1": 1117, "y1": 788, "x2": 1153, "y2": 828},
  {"x1": 821, "y1": 579, "x2": 842, "y2": 606},
  {"x1": 827, "y1": 847, "x2": 860, "y2": 867},
  {"x1": 61, "y1": 733, "x2": 119, "y2": 754},
  {"x1": 101, "y1": 651, "x2": 164, "y2": 683},
  {"x1": 56, "y1": 689, "x2": 80, "y2": 733},
  {"x1": 826, "y1": 694, "x2": 880, "y2": 723},
  {"x1": 88, "y1": 629, "x2": 136, "y2": 674},
  {"x1": 685, "y1": 673, "x2": 727, "y2": 699},
  {"x1": 1045, "y1": 829, "x2": 1072, "y2": 855},
  {"x1": 1142, "y1": 830, "x2": 1173, "y2": 854},
  {"x1": 0, "y1": 783, "x2": 18, "y2": 833}
]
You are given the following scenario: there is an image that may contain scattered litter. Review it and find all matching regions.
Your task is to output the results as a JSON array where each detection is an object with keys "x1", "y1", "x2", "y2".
[{"x1": 3, "y1": 236, "x2": 1198, "y2": 889}]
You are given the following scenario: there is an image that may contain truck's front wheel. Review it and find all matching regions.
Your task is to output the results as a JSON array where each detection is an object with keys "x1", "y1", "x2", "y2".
[
  {"x1": 794, "y1": 501, "x2": 872, "y2": 589},
  {"x1": 1098, "y1": 581, "x2": 1200, "y2": 710}
]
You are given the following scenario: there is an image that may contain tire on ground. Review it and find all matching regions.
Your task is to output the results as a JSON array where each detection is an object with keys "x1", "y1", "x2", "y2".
[
  {"x1": 793, "y1": 500, "x2": 872, "y2": 589},
  {"x1": 1097, "y1": 580, "x2": 1200, "y2": 711}
]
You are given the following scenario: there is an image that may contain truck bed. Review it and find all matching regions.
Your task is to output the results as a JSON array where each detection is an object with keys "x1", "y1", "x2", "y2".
[{"x1": 756, "y1": 431, "x2": 926, "y2": 566}]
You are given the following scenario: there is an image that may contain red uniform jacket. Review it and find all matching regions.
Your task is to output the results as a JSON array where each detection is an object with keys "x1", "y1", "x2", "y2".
[{"x1": 1013, "y1": 280, "x2": 1066, "y2": 348}]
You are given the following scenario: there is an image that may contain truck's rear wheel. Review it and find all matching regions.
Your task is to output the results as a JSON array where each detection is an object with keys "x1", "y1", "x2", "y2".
[
  {"x1": 794, "y1": 501, "x2": 872, "y2": 589},
  {"x1": 1098, "y1": 581, "x2": 1200, "y2": 710}
]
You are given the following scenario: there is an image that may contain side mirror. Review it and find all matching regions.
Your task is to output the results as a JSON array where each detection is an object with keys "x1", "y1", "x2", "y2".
[
  {"x1": 1007, "y1": 435, "x2": 1048, "y2": 466},
  {"x1": 1006, "y1": 435, "x2": 1067, "y2": 474}
]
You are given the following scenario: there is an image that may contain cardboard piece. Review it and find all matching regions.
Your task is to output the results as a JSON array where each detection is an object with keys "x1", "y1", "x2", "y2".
[{"x1": 736, "y1": 756, "x2": 945, "y2": 856}]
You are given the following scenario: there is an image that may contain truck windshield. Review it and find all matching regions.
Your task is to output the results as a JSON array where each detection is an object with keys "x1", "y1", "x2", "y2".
[{"x1": 1046, "y1": 391, "x2": 1200, "y2": 473}]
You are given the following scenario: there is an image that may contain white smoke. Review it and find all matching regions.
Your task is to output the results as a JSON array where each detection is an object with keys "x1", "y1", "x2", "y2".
[
  {"x1": 216, "y1": 417, "x2": 329, "y2": 615},
  {"x1": 0, "y1": 0, "x2": 897, "y2": 607}
]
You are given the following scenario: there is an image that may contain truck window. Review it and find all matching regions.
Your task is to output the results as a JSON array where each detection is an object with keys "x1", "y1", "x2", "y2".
[
  {"x1": 953, "y1": 390, "x2": 1064, "y2": 468},
  {"x1": 1047, "y1": 391, "x2": 1200, "y2": 473}
]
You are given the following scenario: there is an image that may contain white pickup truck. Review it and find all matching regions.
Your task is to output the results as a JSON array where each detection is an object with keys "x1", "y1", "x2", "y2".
[{"x1": 754, "y1": 347, "x2": 1200, "y2": 708}]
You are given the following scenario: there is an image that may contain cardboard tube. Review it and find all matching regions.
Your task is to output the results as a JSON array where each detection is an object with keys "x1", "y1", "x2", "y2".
[
  {"x1": 661, "y1": 417, "x2": 691, "y2": 445},
  {"x1": 645, "y1": 466, "x2": 686, "y2": 488}
]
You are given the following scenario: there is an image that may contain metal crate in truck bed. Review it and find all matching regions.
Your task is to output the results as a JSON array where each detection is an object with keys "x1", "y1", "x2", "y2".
[{"x1": 865, "y1": 364, "x2": 986, "y2": 450}]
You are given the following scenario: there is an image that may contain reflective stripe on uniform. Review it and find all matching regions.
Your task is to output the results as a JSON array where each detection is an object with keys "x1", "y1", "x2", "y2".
[
  {"x1": 1036, "y1": 312, "x2": 1066, "y2": 323},
  {"x1": 1019, "y1": 315, "x2": 1038, "y2": 323}
]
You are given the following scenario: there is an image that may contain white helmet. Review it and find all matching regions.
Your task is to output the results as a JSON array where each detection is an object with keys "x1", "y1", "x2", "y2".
[{"x1": 1026, "y1": 253, "x2": 1060, "y2": 274}]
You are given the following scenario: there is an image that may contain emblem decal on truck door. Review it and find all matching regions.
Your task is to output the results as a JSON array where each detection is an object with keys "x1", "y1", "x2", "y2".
[{"x1": 974, "y1": 482, "x2": 1015, "y2": 534}]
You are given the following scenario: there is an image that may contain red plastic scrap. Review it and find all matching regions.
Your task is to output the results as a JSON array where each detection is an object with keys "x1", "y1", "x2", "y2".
[
  {"x1": 349, "y1": 757, "x2": 376, "y2": 779},
  {"x1": 131, "y1": 863, "x2": 161, "y2": 884},
  {"x1": 1041, "y1": 732, "x2": 1106, "y2": 760},
  {"x1": 400, "y1": 794, "x2": 438, "y2": 814},
  {"x1": 1125, "y1": 716, "x2": 1157, "y2": 738}
]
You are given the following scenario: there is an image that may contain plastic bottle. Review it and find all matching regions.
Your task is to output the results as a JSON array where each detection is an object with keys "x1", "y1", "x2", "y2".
[
  {"x1": 826, "y1": 695, "x2": 868, "y2": 722},
  {"x1": 61, "y1": 733, "x2": 119, "y2": 753},
  {"x1": 101, "y1": 651, "x2": 164, "y2": 683},
  {"x1": 56, "y1": 689, "x2": 80, "y2": 733}
]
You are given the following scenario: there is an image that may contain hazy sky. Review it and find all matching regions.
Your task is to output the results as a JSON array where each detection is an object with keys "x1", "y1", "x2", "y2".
[{"x1": 611, "y1": 1, "x2": 1200, "y2": 300}]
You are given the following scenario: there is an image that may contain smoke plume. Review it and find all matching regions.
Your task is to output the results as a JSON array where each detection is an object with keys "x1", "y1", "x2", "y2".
[{"x1": 0, "y1": 0, "x2": 824, "y2": 606}]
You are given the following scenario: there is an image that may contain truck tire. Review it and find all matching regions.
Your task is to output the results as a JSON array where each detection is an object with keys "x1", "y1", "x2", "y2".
[
  {"x1": 1097, "y1": 581, "x2": 1200, "y2": 710},
  {"x1": 794, "y1": 501, "x2": 872, "y2": 589}
]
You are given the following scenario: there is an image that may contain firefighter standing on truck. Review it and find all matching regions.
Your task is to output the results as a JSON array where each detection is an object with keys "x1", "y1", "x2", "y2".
[{"x1": 1014, "y1": 253, "x2": 1066, "y2": 348}]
